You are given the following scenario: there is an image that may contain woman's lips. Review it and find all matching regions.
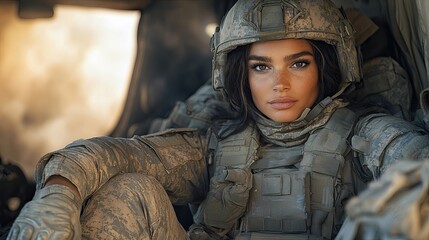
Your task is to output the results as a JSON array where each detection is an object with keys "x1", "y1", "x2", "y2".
[{"x1": 268, "y1": 97, "x2": 297, "y2": 110}]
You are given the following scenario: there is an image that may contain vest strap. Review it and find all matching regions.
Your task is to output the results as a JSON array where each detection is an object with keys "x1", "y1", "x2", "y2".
[
  {"x1": 245, "y1": 217, "x2": 307, "y2": 233},
  {"x1": 251, "y1": 146, "x2": 303, "y2": 170}
]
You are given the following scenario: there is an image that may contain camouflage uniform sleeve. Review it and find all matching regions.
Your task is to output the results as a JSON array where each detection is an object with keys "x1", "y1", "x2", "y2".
[
  {"x1": 351, "y1": 113, "x2": 429, "y2": 180},
  {"x1": 35, "y1": 128, "x2": 209, "y2": 205},
  {"x1": 335, "y1": 114, "x2": 429, "y2": 239}
]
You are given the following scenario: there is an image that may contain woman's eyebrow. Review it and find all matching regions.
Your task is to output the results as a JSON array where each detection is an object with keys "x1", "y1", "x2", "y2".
[
  {"x1": 248, "y1": 55, "x2": 271, "y2": 62},
  {"x1": 284, "y1": 51, "x2": 314, "y2": 61},
  {"x1": 248, "y1": 51, "x2": 314, "y2": 62}
]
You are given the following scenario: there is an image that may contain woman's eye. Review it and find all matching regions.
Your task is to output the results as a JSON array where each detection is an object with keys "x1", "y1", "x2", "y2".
[
  {"x1": 252, "y1": 64, "x2": 269, "y2": 71},
  {"x1": 291, "y1": 60, "x2": 310, "y2": 68},
  {"x1": 255, "y1": 65, "x2": 267, "y2": 71}
]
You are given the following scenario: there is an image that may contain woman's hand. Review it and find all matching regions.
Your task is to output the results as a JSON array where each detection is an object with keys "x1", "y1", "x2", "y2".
[
  {"x1": 193, "y1": 166, "x2": 253, "y2": 235},
  {"x1": 7, "y1": 179, "x2": 82, "y2": 240}
]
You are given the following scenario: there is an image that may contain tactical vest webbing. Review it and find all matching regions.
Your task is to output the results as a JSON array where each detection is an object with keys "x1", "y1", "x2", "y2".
[{"x1": 207, "y1": 108, "x2": 356, "y2": 239}]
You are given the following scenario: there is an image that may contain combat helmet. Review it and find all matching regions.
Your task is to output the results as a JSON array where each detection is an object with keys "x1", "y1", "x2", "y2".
[{"x1": 211, "y1": 0, "x2": 360, "y2": 97}]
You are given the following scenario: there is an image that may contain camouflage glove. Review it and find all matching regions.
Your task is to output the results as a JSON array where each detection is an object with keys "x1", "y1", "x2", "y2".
[
  {"x1": 337, "y1": 160, "x2": 429, "y2": 239},
  {"x1": 7, "y1": 184, "x2": 82, "y2": 240},
  {"x1": 192, "y1": 166, "x2": 252, "y2": 237}
]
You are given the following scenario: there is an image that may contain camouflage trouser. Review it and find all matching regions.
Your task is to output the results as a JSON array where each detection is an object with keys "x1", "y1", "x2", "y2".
[{"x1": 80, "y1": 173, "x2": 190, "y2": 240}]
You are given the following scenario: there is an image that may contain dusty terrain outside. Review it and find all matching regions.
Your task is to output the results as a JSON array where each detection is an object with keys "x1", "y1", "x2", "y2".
[{"x1": 0, "y1": 3, "x2": 139, "y2": 179}]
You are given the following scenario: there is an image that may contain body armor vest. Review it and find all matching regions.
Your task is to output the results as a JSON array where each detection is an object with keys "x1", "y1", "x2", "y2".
[{"x1": 207, "y1": 107, "x2": 357, "y2": 239}]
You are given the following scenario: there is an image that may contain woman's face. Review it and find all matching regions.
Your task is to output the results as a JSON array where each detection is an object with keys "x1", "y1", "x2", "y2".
[{"x1": 248, "y1": 39, "x2": 319, "y2": 123}]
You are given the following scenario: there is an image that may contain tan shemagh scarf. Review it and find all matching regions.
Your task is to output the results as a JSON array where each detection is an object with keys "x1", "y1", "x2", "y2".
[{"x1": 253, "y1": 98, "x2": 348, "y2": 147}]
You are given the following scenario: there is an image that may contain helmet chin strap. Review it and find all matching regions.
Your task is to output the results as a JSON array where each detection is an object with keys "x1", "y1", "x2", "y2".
[
  {"x1": 300, "y1": 82, "x2": 351, "y2": 122},
  {"x1": 293, "y1": 107, "x2": 311, "y2": 122},
  {"x1": 303, "y1": 97, "x2": 333, "y2": 122}
]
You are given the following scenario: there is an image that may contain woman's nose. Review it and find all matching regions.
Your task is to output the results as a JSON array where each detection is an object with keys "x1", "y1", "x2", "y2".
[{"x1": 273, "y1": 70, "x2": 290, "y2": 91}]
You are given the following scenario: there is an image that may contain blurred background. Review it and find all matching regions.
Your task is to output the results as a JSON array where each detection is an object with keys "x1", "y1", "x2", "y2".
[{"x1": 0, "y1": 3, "x2": 139, "y2": 178}]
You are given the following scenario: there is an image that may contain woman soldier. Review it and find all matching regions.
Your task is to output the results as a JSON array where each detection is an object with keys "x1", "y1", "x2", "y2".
[{"x1": 7, "y1": 0, "x2": 429, "y2": 239}]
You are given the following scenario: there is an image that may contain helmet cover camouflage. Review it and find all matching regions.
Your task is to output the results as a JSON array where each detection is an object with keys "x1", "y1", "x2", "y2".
[{"x1": 211, "y1": 0, "x2": 360, "y2": 95}]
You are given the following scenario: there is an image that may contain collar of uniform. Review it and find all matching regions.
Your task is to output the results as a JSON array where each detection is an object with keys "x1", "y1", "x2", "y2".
[{"x1": 252, "y1": 98, "x2": 348, "y2": 147}]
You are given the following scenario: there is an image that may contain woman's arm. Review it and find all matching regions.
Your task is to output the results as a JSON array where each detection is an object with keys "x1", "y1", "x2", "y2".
[
  {"x1": 351, "y1": 113, "x2": 429, "y2": 180},
  {"x1": 336, "y1": 113, "x2": 429, "y2": 239},
  {"x1": 37, "y1": 128, "x2": 208, "y2": 203}
]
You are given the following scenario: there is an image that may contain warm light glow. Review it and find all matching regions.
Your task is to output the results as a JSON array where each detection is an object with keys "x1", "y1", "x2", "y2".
[
  {"x1": 205, "y1": 23, "x2": 218, "y2": 37},
  {"x1": 0, "y1": 3, "x2": 140, "y2": 178}
]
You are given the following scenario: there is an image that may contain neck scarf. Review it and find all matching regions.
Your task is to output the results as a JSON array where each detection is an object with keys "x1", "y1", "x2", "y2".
[{"x1": 253, "y1": 98, "x2": 348, "y2": 147}]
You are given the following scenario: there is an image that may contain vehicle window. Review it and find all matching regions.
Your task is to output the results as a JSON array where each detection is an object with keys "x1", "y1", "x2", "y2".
[{"x1": 0, "y1": 3, "x2": 139, "y2": 178}]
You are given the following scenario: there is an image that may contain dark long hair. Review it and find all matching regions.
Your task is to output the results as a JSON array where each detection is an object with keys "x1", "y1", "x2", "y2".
[{"x1": 223, "y1": 39, "x2": 342, "y2": 130}]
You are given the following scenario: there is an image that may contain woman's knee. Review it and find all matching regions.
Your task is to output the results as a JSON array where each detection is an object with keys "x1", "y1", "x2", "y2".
[
  {"x1": 81, "y1": 173, "x2": 185, "y2": 239},
  {"x1": 85, "y1": 173, "x2": 170, "y2": 216},
  {"x1": 102, "y1": 173, "x2": 165, "y2": 196}
]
